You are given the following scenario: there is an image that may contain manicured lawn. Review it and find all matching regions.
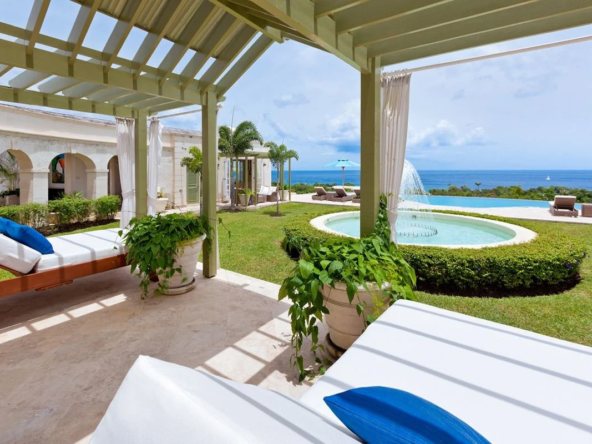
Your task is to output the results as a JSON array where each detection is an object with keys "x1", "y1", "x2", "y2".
[{"x1": 218, "y1": 203, "x2": 592, "y2": 347}]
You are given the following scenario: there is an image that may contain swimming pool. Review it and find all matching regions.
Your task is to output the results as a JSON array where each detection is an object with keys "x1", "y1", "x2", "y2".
[
  {"x1": 422, "y1": 195, "x2": 582, "y2": 209},
  {"x1": 311, "y1": 211, "x2": 537, "y2": 248}
]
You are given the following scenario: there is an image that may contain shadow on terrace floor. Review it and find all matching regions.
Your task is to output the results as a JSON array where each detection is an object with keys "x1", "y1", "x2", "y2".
[{"x1": 0, "y1": 265, "x2": 320, "y2": 443}]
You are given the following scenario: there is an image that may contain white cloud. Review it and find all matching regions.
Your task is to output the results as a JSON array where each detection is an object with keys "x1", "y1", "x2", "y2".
[
  {"x1": 273, "y1": 93, "x2": 310, "y2": 108},
  {"x1": 314, "y1": 99, "x2": 360, "y2": 153},
  {"x1": 407, "y1": 120, "x2": 489, "y2": 149}
]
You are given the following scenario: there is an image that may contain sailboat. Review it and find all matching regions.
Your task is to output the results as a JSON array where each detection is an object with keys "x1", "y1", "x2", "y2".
[{"x1": 546, "y1": 175, "x2": 551, "y2": 181}]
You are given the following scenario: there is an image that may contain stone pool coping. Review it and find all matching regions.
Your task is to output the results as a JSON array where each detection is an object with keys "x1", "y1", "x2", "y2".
[{"x1": 310, "y1": 211, "x2": 537, "y2": 249}]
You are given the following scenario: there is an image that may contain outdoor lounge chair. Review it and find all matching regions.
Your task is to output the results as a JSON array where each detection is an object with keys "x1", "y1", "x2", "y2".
[
  {"x1": 312, "y1": 187, "x2": 337, "y2": 201},
  {"x1": 95, "y1": 300, "x2": 592, "y2": 443},
  {"x1": 0, "y1": 229, "x2": 127, "y2": 298},
  {"x1": 267, "y1": 186, "x2": 278, "y2": 202},
  {"x1": 549, "y1": 195, "x2": 578, "y2": 217},
  {"x1": 257, "y1": 186, "x2": 270, "y2": 204},
  {"x1": 332, "y1": 186, "x2": 355, "y2": 202},
  {"x1": 352, "y1": 188, "x2": 360, "y2": 204}
]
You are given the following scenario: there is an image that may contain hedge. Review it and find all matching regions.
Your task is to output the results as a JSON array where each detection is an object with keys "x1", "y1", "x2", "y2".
[
  {"x1": 0, "y1": 195, "x2": 121, "y2": 228},
  {"x1": 282, "y1": 209, "x2": 588, "y2": 296}
]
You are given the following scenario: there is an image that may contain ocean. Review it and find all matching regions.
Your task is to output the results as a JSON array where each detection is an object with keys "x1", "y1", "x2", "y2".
[{"x1": 273, "y1": 170, "x2": 592, "y2": 191}]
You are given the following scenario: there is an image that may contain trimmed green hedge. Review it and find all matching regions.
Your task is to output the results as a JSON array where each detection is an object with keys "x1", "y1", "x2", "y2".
[
  {"x1": 282, "y1": 209, "x2": 588, "y2": 296},
  {"x1": 0, "y1": 195, "x2": 121, "y2": 228}
]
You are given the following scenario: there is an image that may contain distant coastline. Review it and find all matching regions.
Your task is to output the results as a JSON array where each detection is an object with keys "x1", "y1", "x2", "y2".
[{"x1": 273, "y1": 170, "x2": 592, "y2": 191}]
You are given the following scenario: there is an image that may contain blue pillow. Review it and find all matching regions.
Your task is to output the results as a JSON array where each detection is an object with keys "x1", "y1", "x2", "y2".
[
  {"x1": 324, "y1": 387, "x2": 489, "y2": 444},
  {"x1": 0, "y1": 218, "x2": 54, "y2": 255}
]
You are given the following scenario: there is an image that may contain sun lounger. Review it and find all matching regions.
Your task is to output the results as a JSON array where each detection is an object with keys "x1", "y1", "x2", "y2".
[
  {"x1": 312, "y1": 187, "x2": 337, "y2": 201},
  {"x1": 352, "y1": 188, "x2": 360, "y2": 204},
  {"x1": 267, "y1": 186, "x2": 278, "y2": 202},
  {"x1": 332, "y1": 186, "x2": 355, "y2": 202},
  {"x1": 549, "y1": 195, "x2": 578, "y2": 217},
  {"x1": 95, "y1": 299, "x2": 592, "y2": 443},
  {"x1": 0, "y1": 229, "x2": 127, "y2": 298},
  {"x1": 580, "y1": 203, "x2": 592, "y2": 218}
]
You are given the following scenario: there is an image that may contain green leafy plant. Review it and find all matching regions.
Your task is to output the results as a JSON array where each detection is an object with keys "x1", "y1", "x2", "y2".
[
  {"x1": 19, "y1": 203, "x2": 48, "y2": 229},
  {"x1": 93, "y1": 195, "x2": 121, "y2": 221},
  {"x1": 279, "y1": 196, "x2": 416, "y2": 381},
  {"x1": 265, "y1": 142, "x2": 299, "y2": 216},
  {"x1": 121, "y1": 212, "x2": 212, "y2": 299},
  {"x1": 0, "y1": 205, "x2": 20, "y2": 222},
  {"x1": 0, "y1": 152, "x2": 19, "y2": 192}
]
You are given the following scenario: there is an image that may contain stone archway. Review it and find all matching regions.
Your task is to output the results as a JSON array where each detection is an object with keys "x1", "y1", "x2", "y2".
[
  {"x1": 48, "y1": 152, "x2": 107, "y2": 200},
  {"x1": 107, "y1": 155, "x2": 122, "y2": 198},
  {"x1": 2, "y1": 148, "x2": 49, "y2": 204}
]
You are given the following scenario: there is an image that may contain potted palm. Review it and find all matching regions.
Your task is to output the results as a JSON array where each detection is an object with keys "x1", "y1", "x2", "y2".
[
  {"x1": 121, "y1": 212, "x2": 211, "y2": 298},
  {"x1": 279, "y1": 196, "x2": 416, "y2": 380}
]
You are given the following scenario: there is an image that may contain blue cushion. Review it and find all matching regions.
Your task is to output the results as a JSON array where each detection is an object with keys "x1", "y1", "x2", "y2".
[
  {"x1": 324, "y1": 387, "x2": 489, "y2": 444},
  {"x1": 0, "y1": 218, "x2": 54, "y2": 255}
]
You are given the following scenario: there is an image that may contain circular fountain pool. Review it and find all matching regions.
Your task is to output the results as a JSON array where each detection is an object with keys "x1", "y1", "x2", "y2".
[{"x1": 311, "y1": 211, "x2": 536, "y2": 248}]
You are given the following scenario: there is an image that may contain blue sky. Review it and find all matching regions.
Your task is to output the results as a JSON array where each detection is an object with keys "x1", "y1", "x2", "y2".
[{"x1": 2, "y1": 0, "x2": 592, "y2": 171}]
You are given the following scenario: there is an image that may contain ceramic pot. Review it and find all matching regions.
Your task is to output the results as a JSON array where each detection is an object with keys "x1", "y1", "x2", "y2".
[
  {"x1": 158, "y1": 234, "x2": 207, "y2": 295},
  {"x1": 5, "y1": 195, "x2": 19, "y2": 206},
  {"x1": 321, "y1": 282, "x2": 390, "y2": 351},
  {"x1": 239, "y1": 194, "x2": 248, "y2": 206},
  {"x1": 155, "y1": 198, "x2": 168, "y2": 213}
]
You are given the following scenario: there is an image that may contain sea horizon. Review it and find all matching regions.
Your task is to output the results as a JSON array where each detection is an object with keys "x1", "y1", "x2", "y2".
[{"x1": 273, "y1": 169, "x2": 592, "y2": 191}]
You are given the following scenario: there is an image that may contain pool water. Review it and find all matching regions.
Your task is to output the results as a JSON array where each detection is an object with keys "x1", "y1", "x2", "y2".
[
  {"x1": 423, "y1": 195, "x2": 582, "y2": 209},
  {"x1": 325, "y1": 212, "x2": 515, "y2": 246}
]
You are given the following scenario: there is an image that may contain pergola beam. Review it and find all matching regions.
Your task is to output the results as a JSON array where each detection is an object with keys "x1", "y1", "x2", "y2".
[
  {"x1": 216, "y1": 34, "x2": 274, "y2": 97},
  {"x1": 211, "y1": 0, "x2": 285, "y2": 43},
  {"x1": 334, "y1": 0, "x2": 452, "y2": 35},
  {"x1": 69, "y1": 0, "x2": 101, "y2": 63},
  {"x1": 132, "y1": 0, "x2": 187, "y2": 79},
  {"x1": 353, "y1": 0, "x2": 536, "y2": 48},
  {"x1": 37, "y1": 77, "x2": 82, "y2": 94},
  {"x1": 243, "y1": 0, "x2": 369, "y2": 72},
  {"x1": 102, "y1": 0, "x2": 149, "y2": 72},
  {"x1": 0, "y1": 38, "x2": 202, "y2": 104},
  {"x1": 380, "y1": 4, "x2": 592, "y2": 65},
  {"x1": 315, "y1": 0, "x2": 369, "y2": 18},
  {"x1": 0, "y1": 86, "x2": 136, "y2": 118},
  {"x1": 157, "y1": 1, "x2": 219, "y2": 86},
  {"x1": 199, "y1": 26, "x2": 258, "y2": 93},
  {"x1": 26, "y1": 0, "x2": 51, "y2": 55},
  {"x1": 62, "y1": 82, "x2": 107, "y2": 99},
  {"x1": 179, "y1": 14, "x2": 241, "y2": 90}
]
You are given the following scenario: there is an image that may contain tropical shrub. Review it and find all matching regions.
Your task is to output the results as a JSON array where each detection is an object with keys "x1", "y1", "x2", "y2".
[
  {"x1": 430, "y1": 185, "x2": 592, "y2": 203},
  {"x1": 283, "y1": 209, "x2": 587, "y2": 295},
  {"x1": 121, "y1": 212, "x2": 212, "y2": 299},
  {"x1": 19, "y1": 203, "x2": 48, "y2": 229},
  {"x1": 0, "y1": 205, "x2": 20, "y2": 222},
  {"x1": 93, "y1": 195, "x2": 120, "y2": 221}
]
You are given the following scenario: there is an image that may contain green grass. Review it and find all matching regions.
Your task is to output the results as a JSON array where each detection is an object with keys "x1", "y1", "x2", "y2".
[{"x1": 218, "y1": 203, "x2": 592, "y2": 347}]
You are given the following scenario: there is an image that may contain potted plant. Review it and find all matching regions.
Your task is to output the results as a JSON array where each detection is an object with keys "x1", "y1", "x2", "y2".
[
  {"x1": 0, "y1": 191, "x2": 5, "y2": 206},
  {"x1": 155, "y1": 188, "x2": 168, "y2": 213},
  {"x1": 121, "y1": 212, "x2": 211, "y2": 298},
  {"x1": 238, "y1": 188, "x2": 254, "y2": 206},
  {"x1": 5, "y1": 189, "x2": 20, "y2": 206},
  {"x1": 279, "y1": 196, "x2": 416, "y2": 381}
]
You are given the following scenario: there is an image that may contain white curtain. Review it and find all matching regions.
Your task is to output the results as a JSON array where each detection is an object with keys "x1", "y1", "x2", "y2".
[
  {"x1": 116, "y1": 118, "x2": 135, "y2": 229},
  {"x1": 380, "y1": 71, "x2": 412, "y2": 243},
  {"x1": 147, "y1": 119, "x2": 163, "y2": 216}
]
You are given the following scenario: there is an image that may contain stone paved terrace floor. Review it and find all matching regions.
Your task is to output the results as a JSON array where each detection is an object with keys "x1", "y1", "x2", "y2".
[{"x1": 0, "y1": 265, "x2": 321, "y2": 443}]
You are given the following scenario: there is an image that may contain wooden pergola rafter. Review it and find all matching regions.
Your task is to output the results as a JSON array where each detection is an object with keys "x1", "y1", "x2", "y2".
[{"x1": 1, "y1": 0, "x2": 591, "y2": 278}]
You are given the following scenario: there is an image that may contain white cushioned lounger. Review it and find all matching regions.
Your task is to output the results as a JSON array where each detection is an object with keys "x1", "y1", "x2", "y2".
[
  {"x1": 92, "y1": 356, "x2": 359, "y2": 444},
  {"x1": 0, "y1": 234, "x2": 42, "y2": 274},
  {"x1": 35, "y1": 229, "x2": 127, "y2": 272},
  {"x1": 300, "y1": 300, "x2": 592, "y2": 444}
]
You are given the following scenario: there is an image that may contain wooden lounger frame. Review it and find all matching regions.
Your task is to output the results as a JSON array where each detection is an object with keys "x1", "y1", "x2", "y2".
[{"x1": 0, "y1": 254, "x2": 127, "y2": 299}]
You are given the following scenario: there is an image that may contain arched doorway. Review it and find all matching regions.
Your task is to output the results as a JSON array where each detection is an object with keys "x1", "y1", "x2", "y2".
[
  {"x1": 108, "y1": 155, "x2": 122, "y2": 198},
  {"x1": 1, "y1": 148, "x2": 48, "y2": 204},
  {"x1": 47, "y1": 153, "x2": 98, "y2": 199}
]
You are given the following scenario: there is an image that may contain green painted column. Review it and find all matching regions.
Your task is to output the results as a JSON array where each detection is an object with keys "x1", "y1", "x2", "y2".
[
  {"x1": 202, "y1": 90, "x2": 218, "y2": 278},
  {"x1": 134, "y1": 110, "x2": 148, "y2": 218},
  {"x1": 360, "y1": 57, "x2": 381, "y2": 237}
]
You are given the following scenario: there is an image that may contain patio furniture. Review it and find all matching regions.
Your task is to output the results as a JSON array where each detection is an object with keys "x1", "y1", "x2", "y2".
[
  {"x1": 96, "y1": 300, "x2": 592, "y2": 443},
  {"x1": 267, "y1": 186, "x2": 278, "y2": 202},
  {"x1": 0, "y1": 229, "x2": 127, "y2": 298},
  {"x1": 549, "y1": 195, "x2": 578, "y2": 217},
  {"x1": 332, "y1": 186, "x2": 355, "y2": 202},
  {"x1": 257, "y1": 186, "x2": 270, "y2": 204},
  {"x1": 352, "y1": 188, "x2": 360, "y2": 204},
  {"x1": 312, "y1": 186, "x2": 337, "y2": 201},
  {"x1": 581, "y1": 203, "x2": 592, "y2": 218}
]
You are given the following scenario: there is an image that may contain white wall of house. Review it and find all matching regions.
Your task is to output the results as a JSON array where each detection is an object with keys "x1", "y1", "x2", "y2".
[{"x1": 0, "y1": 104, "x2": 272, "y2": 206}]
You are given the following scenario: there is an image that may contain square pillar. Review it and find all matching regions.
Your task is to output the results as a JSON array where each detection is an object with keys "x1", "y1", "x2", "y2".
[
  {"x1": 86, "y1": 169, "x2": 109, "y2": 199},
  {"x1": 19, "y1": 169, "x2": 49, "y2": 204},
  {"x1": 135, "y1": 110, "x2": 148, "y2": 218},
  {"x1": 360, "y1": 57, "x2": 381, "y2": 237},
  {"x1": 202, "y1": 90, "x2": 218, "y2": 278}
]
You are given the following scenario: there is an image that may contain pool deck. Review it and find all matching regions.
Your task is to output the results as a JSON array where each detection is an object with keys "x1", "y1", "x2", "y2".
[{"x1": 288, "y1": 193, "x2": 592, "y2": 225}]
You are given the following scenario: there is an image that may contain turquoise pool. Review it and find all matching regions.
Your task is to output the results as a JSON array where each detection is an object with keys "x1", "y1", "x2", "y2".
[
  {"x1": 423, "y1": 195, "x2": 582, "y2": 209},
  {"x1": 317, "y1": 211, "x2": 536, "y2": 248}
]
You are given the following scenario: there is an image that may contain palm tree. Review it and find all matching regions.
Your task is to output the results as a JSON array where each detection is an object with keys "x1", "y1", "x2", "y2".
[
  {"x1": 180, "y1": 146, "x2": 202, "y2": 215},
  {"x1": 475, "y1": 182, "x2": 482, "y2": 192},
  {"x1": 218, "y1": 121, "x2": 263, "y2": 209},
  {"x1": 0, "y1": 152, "x2": 19, "y2": 192},
  {"x1": 265, "y1": 142, "x2": 299, "y2": 216}
]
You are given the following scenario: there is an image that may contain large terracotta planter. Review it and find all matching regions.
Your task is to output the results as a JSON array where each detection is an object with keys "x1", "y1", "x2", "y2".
[
  {"x1": 158, "y1": 234, "x2": 207, "y2": 295},
  {"x1": 321, "y1": 282, "x2": 390, "y2": 352}
]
